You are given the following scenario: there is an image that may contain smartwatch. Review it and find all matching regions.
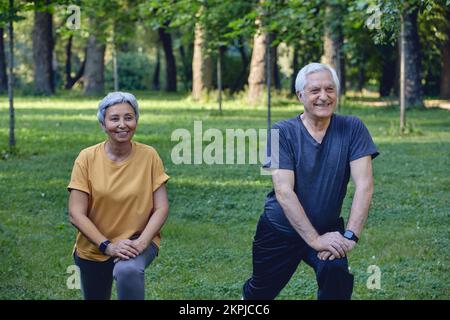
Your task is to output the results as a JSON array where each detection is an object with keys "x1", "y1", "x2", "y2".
[
  {"x1": 343, "y1": 230, "x2": 359, "y2": 243},
  {"x1": 99, "y1": 240, "x2": 111, "y2": 254}
]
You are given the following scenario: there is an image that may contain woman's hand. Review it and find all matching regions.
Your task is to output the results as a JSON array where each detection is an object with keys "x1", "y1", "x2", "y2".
[
  {"x1": 106, "y1": 239, "x2": 140, "y2": 260},
  {"x1": 110, "y1": 238, "x2": 150, "y2": 263},
  {"x1": 129, "y1": 238, "x2": 149, "y2": 255}
]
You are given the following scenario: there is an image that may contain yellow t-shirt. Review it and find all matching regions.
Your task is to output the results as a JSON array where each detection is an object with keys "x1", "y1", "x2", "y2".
[{"x1": 67, "y1": 140, "x2": 169, "y2": 261}]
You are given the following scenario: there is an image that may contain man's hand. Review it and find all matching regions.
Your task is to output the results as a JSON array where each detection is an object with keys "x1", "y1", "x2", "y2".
[
  {"x1": 317, "y1": 238, "x2": 357, "y2": 260},
  {"x1": 311, "y1": 232, "x2": 353, "y2": 259}
]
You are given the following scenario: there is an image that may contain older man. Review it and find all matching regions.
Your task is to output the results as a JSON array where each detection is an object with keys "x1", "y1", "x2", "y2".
[{"x1": 243, "y1": 63, "x2": 379, "y2": 300}]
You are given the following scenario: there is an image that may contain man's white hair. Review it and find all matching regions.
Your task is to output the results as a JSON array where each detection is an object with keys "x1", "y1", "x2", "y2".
[{"x1": 295, "y1": 62, "x2": 340, "y2": 95}]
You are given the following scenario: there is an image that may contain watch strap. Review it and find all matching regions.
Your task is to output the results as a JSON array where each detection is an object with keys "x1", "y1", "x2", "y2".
[{"x1": 99, "y1": 240, "x2": 111, "y2": 254}]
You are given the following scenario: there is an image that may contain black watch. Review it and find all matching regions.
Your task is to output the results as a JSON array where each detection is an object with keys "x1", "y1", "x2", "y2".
[
  {"x1": 99, "y1": 240, "x2": 111, "y2": 254},
  {"x1": 343, "y1": 230, "x2": 359, "y2": 243}
]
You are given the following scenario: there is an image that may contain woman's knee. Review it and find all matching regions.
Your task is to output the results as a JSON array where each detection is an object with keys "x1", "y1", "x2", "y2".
[{"x1": 113, "y1": 261, "x2": 144, "y2": 280}]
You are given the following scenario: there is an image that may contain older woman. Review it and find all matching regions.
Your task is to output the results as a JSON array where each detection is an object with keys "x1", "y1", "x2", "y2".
[{"x1": 68, "y1": 92, "x2": 169, "y2": 300}]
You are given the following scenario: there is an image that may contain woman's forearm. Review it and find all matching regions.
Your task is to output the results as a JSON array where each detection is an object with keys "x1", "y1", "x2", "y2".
[
  {"x1": 69, "y1": 190, "x2": 107, "y2": 247},
  {"x1": 137, "y1": 207, "x2": 169, "y2": 246},
  {"x1": 70, "y1": 213, "x2": 107, "y2": 247}
]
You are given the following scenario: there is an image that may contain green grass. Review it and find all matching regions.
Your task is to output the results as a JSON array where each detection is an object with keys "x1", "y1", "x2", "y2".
[{"x1": 0, "y1": 92, "x2": 449, "y2": 299}]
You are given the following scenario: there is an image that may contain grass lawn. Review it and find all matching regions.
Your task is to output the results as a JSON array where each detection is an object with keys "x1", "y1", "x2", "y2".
[{"x1": 0, "y1": 92, "x2": 449, "y2": 299}]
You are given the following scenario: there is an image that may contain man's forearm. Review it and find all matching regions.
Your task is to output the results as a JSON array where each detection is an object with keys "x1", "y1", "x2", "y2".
[
  {"x1": 276, "y1": 189, "x2": 319, "y2": 246},
  {"x1": 346, "y1": 185, "x2": 373, "y2": 237}
]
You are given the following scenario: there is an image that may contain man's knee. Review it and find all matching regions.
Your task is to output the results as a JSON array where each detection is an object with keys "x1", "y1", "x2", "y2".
[
  {"x1": 243, "y1": 276, "x2": 287, "y2": 300},
  {"x1": 316, "y1": 258, "x2": 353, "y2": 300},
  {"x1": 319, "y1": 258, "x2": 350, "y2": 274}
]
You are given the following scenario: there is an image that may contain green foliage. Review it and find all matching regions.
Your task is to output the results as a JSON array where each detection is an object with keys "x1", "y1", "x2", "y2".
[{"x1": 105, "y1": 52, "x2": 152, "y2": 91}]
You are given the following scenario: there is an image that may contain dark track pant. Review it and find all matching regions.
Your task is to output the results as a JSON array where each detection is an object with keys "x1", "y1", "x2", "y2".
[
  {"x1": 243, "y1": 215, "x2": 354, "y2": 300},
  {"x1": 74, "y1": 242, "x2": 158, "y2": 300}
]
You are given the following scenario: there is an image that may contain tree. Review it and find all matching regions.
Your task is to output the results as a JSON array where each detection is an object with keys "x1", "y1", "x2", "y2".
[
  {"x1": 140, "y1": 1, "x2": 179, "y2": 92},
  {"x1": 0, "y1": 0, "x2": 21, "y2": 149},
  {"x1": 321, "y1": 1, "x2": 346, "y2": 95},
  {"x1": 238, "y1": 0, "x2": 323, "y2": 97},
  {"x1": 83, "y1": 35, "x2": 105, "y2": 95},
  {"x1": 8, "y1": 0, "x2": 14, "y2": 149},
  {"x1": 81, "y1": 0, "x2": 118, "y2": 95},
  {"x1": 196, "y1": 0, "x2": 254, "y2": 107},
  {"x1": 158, "y1": 25, "x2": 177, "y2": 92},
  {"x1": 248, "y1": 20, "x2": 267, "y2": 105},
  {"x1": 232, "y1": 36, "x2": 249, "y2": 93},
  {"x1": 152, "y1": 41, "x2": 161, "y2": 91},
  {"x1": 32, "y1": 0, "x2": 54, "y2": 95},
  {"x1": 269, "y1": 33, "x2": 281, "y2": 90},
  {"x1": 368, "y1": 0, "x2": 429, "y2": 131},
  {"x1": 0, "y1": 27, "x2": 7, "y2": 93},
  {"x1": 379, "y1": 44, "x2": 397, "y2": 96},
  {"x1": 64, "y1": 34, "x2": 85, "y2": 90},
  {"x1": 192, "y1": 17, "x2": 212, "y2": 99},
  {"x1": 440, "y1": 7, "x2": 450, "y2": 99},
  {"x1": 401, "y1": 4, "x2": 423, "y2": 108}
]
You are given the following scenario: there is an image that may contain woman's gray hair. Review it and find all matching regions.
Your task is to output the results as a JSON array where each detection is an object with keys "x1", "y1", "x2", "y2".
[
  {"x1": 97, "y1": 91, "x2": 139, "y2": 125},
  {"x1": 295, "y1": 63, "x2": 340, "y2": 95}
]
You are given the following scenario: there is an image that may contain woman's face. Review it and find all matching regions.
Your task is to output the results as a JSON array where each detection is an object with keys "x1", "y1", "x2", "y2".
[{"x1": 102, "y1": 102, "x2": 137, "y2": 144}]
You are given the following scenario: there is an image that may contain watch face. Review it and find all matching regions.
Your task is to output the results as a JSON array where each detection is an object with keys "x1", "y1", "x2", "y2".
[{"x1": 344, "y1": 231, "x2": 353, "y2": 238}]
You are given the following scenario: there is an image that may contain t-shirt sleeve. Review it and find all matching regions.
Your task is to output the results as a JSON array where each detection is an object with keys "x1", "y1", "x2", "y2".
[
  {"x1": 151, "y1": 151, "x2": 170, "y2": 192},
  {"x1": 67, "y1": 151, "x2": 90, "y2": 195},
  {"x1": 263, "y1": 122, "x2": 295, "y2": 171},
  {"x1": 349, "y1": 117, "x2": 379, "y2": 162}
]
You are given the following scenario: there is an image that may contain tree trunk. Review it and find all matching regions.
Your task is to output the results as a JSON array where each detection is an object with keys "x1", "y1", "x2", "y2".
[
  {"x1": 233, "y1": 36, "x2": 249, "y2": 93},
  {"x1": 400, "y1": 14, "x2": 406, "y2": 131},
  {"x1": 394, "y1": 39, "x2": 400, "y2": 97},
  {"x1": 270, "y1": 35, "x2": 281, "y2": 90},
  {"x1": 357, "y1": 67, "x2": 365, "y2": 92},
  {"x1": 179, "y1": 44, "x2": 191, "y2": 91},
  {"x1": 379, "y1": 44, "x2": 396, "y2": 97},
  {"x1": 83, "y1": 35, "x2": 105, "y2": 95},
  {"x1": 321, "y1": 3, "x2": 345, "y2": 95},
  {"x1": 8, "y1": 0, "x2": 15, "y2": 149},
  {"x1": 158, "y1": 27, "x2": 177, "y2": 92},
  {"x1": 402, "y1": 6, "x2": 423, "y2": 108},
  {"x1": 248, "y1": 22, "x2": 267, "y2": 104},
  {"x1": 152, "y1": 44, "x2": 161, "y2": 91},
  {"x1": 32, "y1": 2, "x2": 54, "y2": 95},
  {"x1": 217, "y1": 49, "x2": 222, "y2": 113},
  {"x1": 192, "y1": 22, "x2": 212, "y2": 99},
  {"x1": 0, "y1": 28, "x2": 7, "y2": 93},
  {"x1": 64, "y1": 35, "x2": 85, "y2": 90},
  {"x1": 440, "y1": 10, "x2": 450, "y2": 99},
  {"x1": 291, "y1": 45, "x2": 299, "y2": 94}
]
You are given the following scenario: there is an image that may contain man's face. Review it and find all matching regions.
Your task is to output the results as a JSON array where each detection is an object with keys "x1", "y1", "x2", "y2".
[{"x1": 298, "y1": 71, "x2": 337, "y2": 119}]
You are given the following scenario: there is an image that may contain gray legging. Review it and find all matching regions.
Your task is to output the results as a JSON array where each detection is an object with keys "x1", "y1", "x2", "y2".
[{"x1": 74, "y1": 242, "x2": 158, "y2": 300}]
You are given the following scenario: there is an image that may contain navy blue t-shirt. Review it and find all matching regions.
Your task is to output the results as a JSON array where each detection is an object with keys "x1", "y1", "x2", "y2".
[{"x1": 263, "y1": 113, "x2": 379, "y2": 236}]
